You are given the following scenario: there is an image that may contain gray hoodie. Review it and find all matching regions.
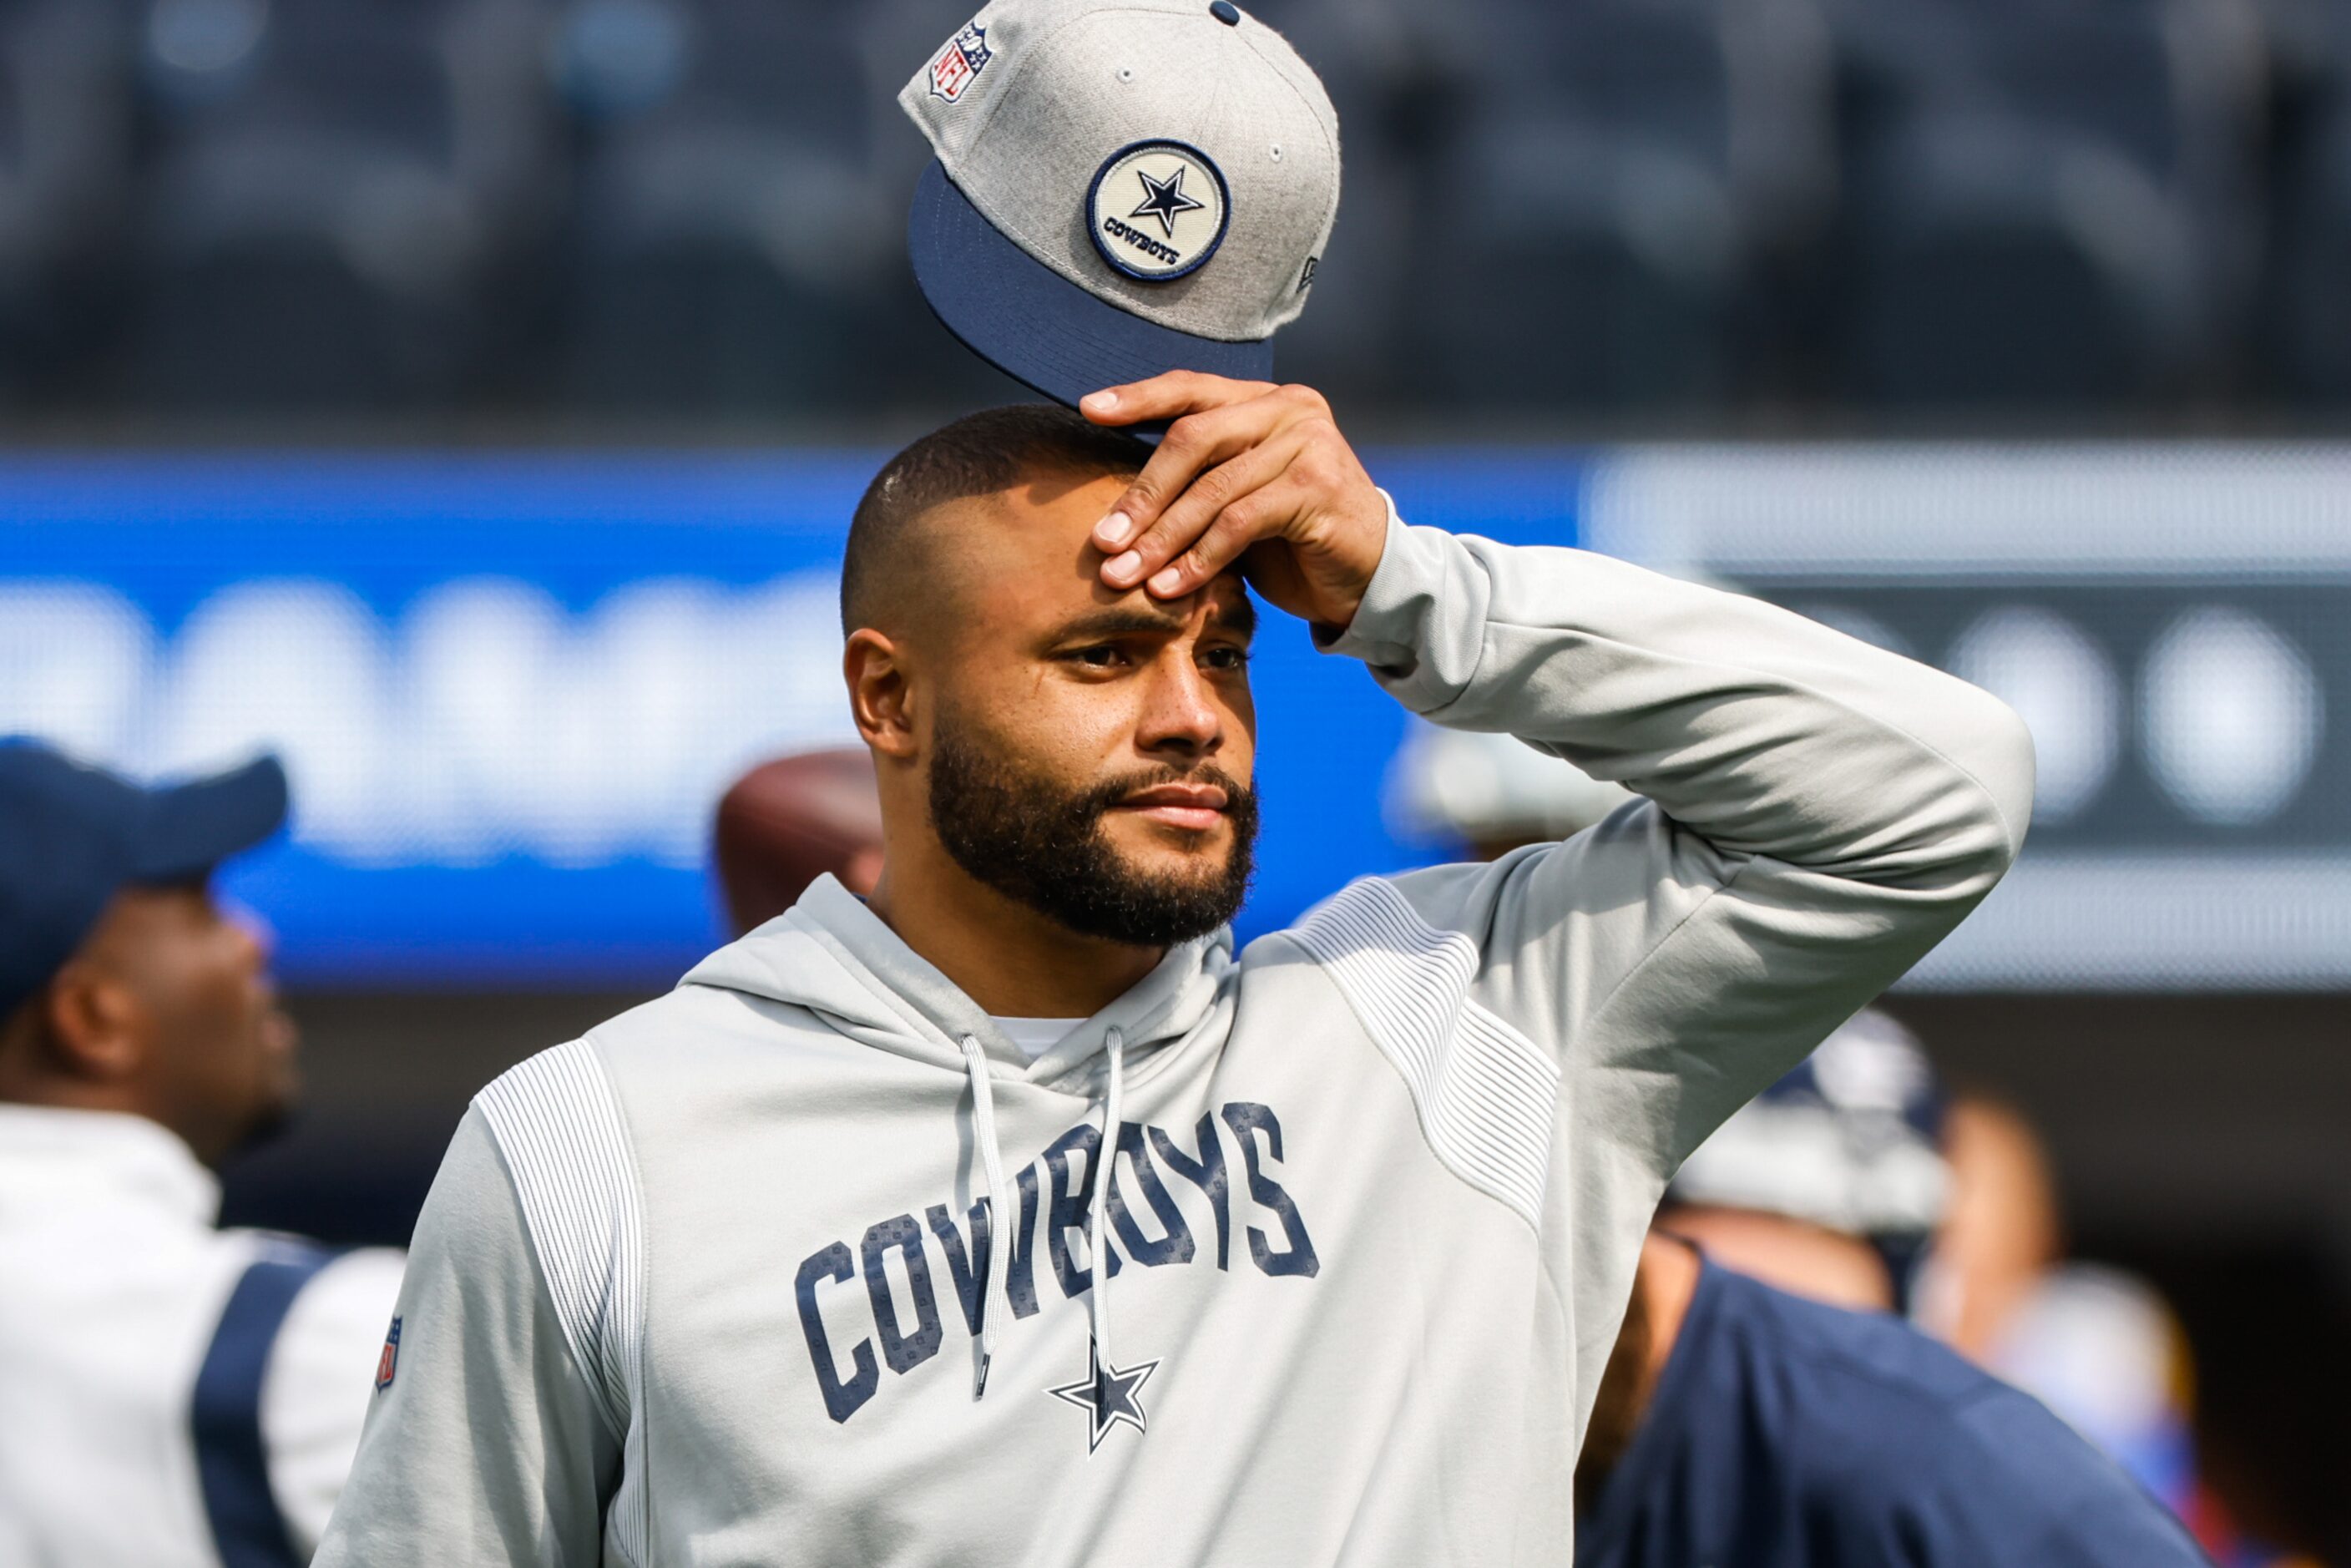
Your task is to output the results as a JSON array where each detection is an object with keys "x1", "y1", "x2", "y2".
[{"x1": 316, "y1": 515, "x2": 2033, "y2": 1566}]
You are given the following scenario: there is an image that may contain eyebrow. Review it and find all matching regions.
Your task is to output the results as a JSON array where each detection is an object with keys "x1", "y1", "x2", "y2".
[{"x1": 1056, "y1": 594, "x2": 1256, "y2": 644}]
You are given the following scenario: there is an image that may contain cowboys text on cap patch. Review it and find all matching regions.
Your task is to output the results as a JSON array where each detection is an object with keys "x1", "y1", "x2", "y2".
[
  {"x1": 928, "y1": 20, "x2": 991, "y2": 104},
  {"x1": 1088, "y1": 140, "x2": 1231, "y2": 282}
]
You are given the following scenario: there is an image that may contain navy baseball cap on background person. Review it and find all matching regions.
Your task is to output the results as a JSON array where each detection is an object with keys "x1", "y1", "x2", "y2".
[
  {"x1": 0, "y1": 741, "x2": 289, "y2": 1019},
  {"x1": 898, "y1": 0, "x2": 1341, "y2": 409},
  {"x1": 1667, "y1": 1008, "x2": 1952, "y2": 1242}
]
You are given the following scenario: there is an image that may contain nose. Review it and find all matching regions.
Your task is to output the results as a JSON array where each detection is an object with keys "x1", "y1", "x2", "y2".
[
  {"x1": 1135, "y1": 647, "x2": 1224, "y2": 759},
  {"x1": 220, "y1": 894, "x2": 278, "y2": 970}
]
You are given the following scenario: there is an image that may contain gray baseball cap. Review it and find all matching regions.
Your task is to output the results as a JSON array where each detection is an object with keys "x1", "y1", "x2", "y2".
[{"x1": 900, "y1": 0, "x2": 1340, "y2": 408}]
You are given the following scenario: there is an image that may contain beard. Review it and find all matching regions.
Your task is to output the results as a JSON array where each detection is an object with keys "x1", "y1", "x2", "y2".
[
  {"x1": 928, "y1": 716, "x2": 1257, "y2": 948},
  {"x1": 218, "y1": 1081, "x2": 300, "y2": 1167}
]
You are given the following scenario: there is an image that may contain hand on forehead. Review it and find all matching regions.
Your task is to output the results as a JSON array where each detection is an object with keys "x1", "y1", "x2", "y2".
[{"x1": 951, "y1": 466, "x2": 1253, "y2": 639}]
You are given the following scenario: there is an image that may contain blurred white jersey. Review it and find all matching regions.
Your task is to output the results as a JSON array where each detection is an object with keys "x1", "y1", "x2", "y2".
[{"x1": 0, "y1": 1105, "x2": 404, "y2": 1568}]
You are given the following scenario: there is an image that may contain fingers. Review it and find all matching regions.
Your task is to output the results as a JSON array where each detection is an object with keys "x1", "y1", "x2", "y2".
[
  {"x1": 1095, "y1": 395, "x2": 1292, "y2": 564},
  {"x1": 1092, "y1": 382, "x2": 1327, "y2": 556},
  {"x1": 1098, "y1": 432, "x2": 1302, "y2": 594},
  {"x1": 1079, "y1": 370, "x2": 1277, "y2": 428},
  {"x1": 1145, "y1": 475, "x2": 1322, "y2": 598},
  {"x1": 1082, "y1": 378, "x2": 1345, "y2": 604}
]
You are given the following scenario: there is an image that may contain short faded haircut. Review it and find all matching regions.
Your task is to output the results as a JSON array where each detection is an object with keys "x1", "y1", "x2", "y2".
[{"x1": 840, "y1": 404, "x2": 1151, "y2": 635}]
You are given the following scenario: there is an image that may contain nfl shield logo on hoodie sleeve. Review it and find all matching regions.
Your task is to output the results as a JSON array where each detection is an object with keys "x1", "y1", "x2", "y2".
[{"x1": 375, "y1": 1315, "x2": 402, "y2": 1392}]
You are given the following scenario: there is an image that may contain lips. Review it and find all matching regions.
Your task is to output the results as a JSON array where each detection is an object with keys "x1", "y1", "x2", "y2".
[{"x1": 1115, "y1": 781, "x2": 1229, "y2": 833}]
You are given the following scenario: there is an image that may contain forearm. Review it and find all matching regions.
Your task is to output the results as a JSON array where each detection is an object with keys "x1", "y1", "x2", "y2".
[{"x1": 1326, "y1": 511, "x2": 2035, "y2": 894}]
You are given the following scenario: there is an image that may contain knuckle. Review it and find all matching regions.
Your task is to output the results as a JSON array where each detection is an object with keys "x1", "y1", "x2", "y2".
[{"x1": 1188, "y1": 463, "x2": 1236, "y2": 509}]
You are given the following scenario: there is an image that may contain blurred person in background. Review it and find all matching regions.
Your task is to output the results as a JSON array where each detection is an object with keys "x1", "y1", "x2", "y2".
[
  {"x1": 1575, "y1": 1025, "x2": 2212, "y2": 1565},
  {"x1": 1393, "y1": 726, "x2": 2213, "y2": 1565},
  {"x1": 1652, "y1": 1008, "x2": 1949, "y2": 1318},
  {"x1": 0, "y1": 741, "x2": 404, "y2": 1568},
  {"x1": 1926, "y1": 1093, "x2": 2304, "y2": 1567}
]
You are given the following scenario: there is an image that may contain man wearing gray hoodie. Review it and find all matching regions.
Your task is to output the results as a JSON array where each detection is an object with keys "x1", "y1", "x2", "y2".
[{"x1": 317, "y1": 375, "x2": 2034, "y2": 1566}]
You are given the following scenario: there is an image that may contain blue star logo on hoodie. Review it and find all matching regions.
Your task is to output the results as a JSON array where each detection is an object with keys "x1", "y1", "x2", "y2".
[{"x1": 1049, "y1": 1339, "x2": 1160, "y2": 1452}]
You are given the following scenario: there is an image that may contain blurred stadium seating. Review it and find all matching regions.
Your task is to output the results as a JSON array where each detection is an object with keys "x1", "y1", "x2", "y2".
[
  {"x1": 3, "y1": 0, "x2": 2349, "y2": 422},
  {"x1": 1827, "y1": 0, "x2": 2263, "y2": 407},
  {"x1": 2265, "y1": 0, "x2": 2351, "y2": 398}
]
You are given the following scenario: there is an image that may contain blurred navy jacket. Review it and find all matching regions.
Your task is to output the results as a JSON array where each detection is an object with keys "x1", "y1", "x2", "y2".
[{"x1": 1577, "y1": 1259, "x2": 2214, "y2": 1568}]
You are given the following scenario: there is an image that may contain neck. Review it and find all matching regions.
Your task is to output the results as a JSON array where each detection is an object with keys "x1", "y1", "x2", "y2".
[
  {"x1": 0, "y1": 1075, "x2": 210, "y2": 1166},
  {"x1": 1575, "y1": 1232, "x2": 1702, "y2": 1513},
  {"x1": 865, "y1": 832, "x2": 1165, "y2": 1019}
]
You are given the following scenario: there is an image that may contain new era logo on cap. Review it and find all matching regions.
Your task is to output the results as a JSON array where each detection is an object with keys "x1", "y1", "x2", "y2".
[{"x1": 900, "y1": 0, "x2": 1340, "y2": 408}]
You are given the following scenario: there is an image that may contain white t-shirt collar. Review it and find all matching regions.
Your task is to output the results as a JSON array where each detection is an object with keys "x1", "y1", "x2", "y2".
[{"x1": 988, "y1": 1017, "x2": 1084, "y2": 1061}]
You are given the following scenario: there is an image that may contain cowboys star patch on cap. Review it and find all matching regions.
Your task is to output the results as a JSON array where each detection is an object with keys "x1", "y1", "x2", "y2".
[{"x1": 1090, "y1": 140, "x2": 1230, "y2": 281}]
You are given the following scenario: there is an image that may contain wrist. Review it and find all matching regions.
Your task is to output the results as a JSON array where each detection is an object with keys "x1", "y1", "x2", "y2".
[{"x1": 1311, "y1": 490, "x2": 1407, "y2": 645}]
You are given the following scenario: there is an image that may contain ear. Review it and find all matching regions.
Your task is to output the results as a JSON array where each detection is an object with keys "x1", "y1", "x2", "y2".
[
  {"x1": 40, "y1": 961, "x2": 147, "y2": 1084},
  {"x1": 844, "y1": 629, "x2": 919, "y2": 760}
]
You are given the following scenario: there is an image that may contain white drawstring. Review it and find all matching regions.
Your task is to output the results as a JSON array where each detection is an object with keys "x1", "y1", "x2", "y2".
[
  {"x1": 958, "y1": 1026, "x2": 1125, "y2": 1401},
  {"x1": 1086, "y1": 1027, "x2": 1125, "y2": 1384},
  {"x1": 959, "y1": 1034, "x2": 1014, "y2": 1399}
]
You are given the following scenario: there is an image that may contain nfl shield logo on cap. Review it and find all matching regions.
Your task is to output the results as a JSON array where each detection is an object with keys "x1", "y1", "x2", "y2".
[
  {"x1": 928, "y1": 22, "x2": 992, "y2": 103},
  {"x1": 900, "y1": 0, "x2": 1341, "y2": 408}
]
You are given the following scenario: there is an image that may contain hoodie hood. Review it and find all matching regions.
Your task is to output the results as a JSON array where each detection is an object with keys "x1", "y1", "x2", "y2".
[{"x1": 680, "y1": 873, "x2": 1236, "y2": 1094}]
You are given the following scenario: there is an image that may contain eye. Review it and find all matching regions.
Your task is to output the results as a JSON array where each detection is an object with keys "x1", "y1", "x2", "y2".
[
  {"x1": 1201, "y1": 645, "x2": 1250, "y2": 671},
  {"x1": 1069, "y1": 644, "x2": 1129, "y2": 669}
]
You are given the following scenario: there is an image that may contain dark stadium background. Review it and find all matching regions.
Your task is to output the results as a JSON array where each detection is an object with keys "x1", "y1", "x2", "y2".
[{"x1": 4, "y1": 0, "x2": 2349, "y2": 1557}]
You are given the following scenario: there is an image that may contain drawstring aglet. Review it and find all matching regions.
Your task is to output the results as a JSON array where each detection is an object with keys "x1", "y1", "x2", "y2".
[{"x1": 959, "y1": 1033, "x2": 1014, "y2": 1404}]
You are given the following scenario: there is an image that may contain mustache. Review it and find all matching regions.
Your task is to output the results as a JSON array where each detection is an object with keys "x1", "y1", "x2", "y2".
[{"x1": 1078, "y1": 763, "x2": 1255, "y2": 817}]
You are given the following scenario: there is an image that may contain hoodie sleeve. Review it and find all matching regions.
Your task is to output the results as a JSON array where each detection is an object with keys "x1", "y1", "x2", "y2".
[
  {"x1": 259, "y1": 1246, "x2": 408, "y2": 1555},
  {"x1": 1308, "y1": 511, "x2": 2034, "y2": 1185},
  {"x1": 311, "y1": 1105, "x2": 619, "y2": 1567}
]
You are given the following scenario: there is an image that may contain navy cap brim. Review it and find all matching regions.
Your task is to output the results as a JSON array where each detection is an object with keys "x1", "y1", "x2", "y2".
[
  {"x1": 131, "y1": 755, "x2": 290, "y2": 884},
  {"x1": 909, "y1": 159, "x2": 1273, "y2": 412}
]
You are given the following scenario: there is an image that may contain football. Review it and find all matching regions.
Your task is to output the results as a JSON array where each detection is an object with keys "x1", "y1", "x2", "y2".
[{"x1": 712, "y1": 746, "x2": 884, "y2": 936}]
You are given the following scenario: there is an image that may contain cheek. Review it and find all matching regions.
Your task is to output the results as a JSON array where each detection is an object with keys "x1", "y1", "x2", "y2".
[
  {"x1": 951, "y1": 666, "x2": 1138, "y2": 771},
  {"x1": 1216, "y1": 683, "x2": 1257, "y2": 776},
  {"x1": 126, "y1": 951, "x2": 250, "y2": 1095},
  {"x1": 183, "y1": 941, "x2": 265, "y2": 1044}
]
